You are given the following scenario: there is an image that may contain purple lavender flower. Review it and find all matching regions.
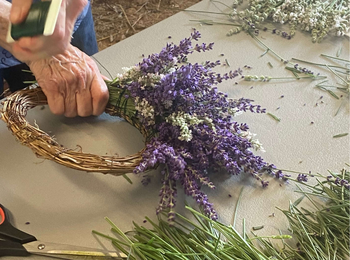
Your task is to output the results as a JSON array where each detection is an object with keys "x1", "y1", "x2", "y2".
[
  {"x1": 297, "y1": 174, "x2": 308, "y2": 182},
  {"x1": 261, "y1": 180, "x2": 269, "y2": 187}
]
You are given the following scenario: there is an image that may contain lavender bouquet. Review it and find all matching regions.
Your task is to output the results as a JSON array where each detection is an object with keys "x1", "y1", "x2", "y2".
[{"x1": 107, "y1": 30, "x2": 278, "y2": 221}]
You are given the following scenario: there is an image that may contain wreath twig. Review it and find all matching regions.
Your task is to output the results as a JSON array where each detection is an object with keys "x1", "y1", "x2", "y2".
[{"x1": 1, "y1": 87, "x2": 146, "y2": 175}]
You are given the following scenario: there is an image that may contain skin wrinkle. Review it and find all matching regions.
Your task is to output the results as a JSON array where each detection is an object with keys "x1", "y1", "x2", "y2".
[
  {"x1": 76, "y1": 51, "x2": 88, "y2": 91},
  {"x1": 54, "y1": 62, "x2": 67, "y2": 98},
  {"x1": 71, "y1": 49, "x2": 88, "y2": 94}
]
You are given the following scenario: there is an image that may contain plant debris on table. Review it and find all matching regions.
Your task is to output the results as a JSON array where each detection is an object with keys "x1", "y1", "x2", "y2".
[
  {"x1": 94, "y1": 168, "x2": 350, "y2": 260},
  {"x1": 189, "y1": 0, "x2": 350, "y2": 42}
]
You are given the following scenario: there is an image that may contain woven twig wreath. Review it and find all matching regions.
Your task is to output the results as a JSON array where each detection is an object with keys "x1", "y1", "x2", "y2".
[{"x1": 1, "y1": 86, "x2": 147, "y2": 176}]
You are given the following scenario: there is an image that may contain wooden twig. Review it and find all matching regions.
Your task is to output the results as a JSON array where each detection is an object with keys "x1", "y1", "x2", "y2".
[
  {"x1": 136, "y1": 1, "x2": 148, "y2": 13},
  {"x1": 132, "y1": 14, "x2": 145, "y2": 28},
  {"x1": 97, "y1": 33, "x2": 118, "y2": 42},
  {"x1": 1, "y1": 87, "x2": 147, "y2": 175},
  {"x1": 117, "y1": 4, "x2": 136, "y2": 33}
]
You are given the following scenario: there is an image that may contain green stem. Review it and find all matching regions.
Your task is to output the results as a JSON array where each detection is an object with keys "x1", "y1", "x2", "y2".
[
  {"x1": 184, "y1": 10, "x2": 231, "y2": 16},
  {"x1": 232, "y1": 187, "x2": 244, "y2": 228},
  {"x1": 267, "y1": 112, "x2": 280, "y2": 122},
  {"x1": 270, "y1": 76, "x2": 327, "y2": 80},
  {"x1": 106, "y1": 217, "x2": 134, "y2": 244},
  {"x1": 328, "y1": 0, "x2": 340, "y2": 9},
  {"x1": 292, "y1": 58, "x2": 348, "y2": 70},
  {"x1": 335, "y1": 69, "x2": 350, "y2": 75},
  {"x1": 326, "y1": 65, "x2": 349, "y2": 86},
  {"x1": 248, "y1": 31, "x2": 287, "y2": 63},
  {"x1": 210, "y1": 0, "x2": 234, "y2": 10},
  {"x1": 189, "y1": 19, "x2": 242, "y2": 26},
  {"x1": 242, "y1": 218, "x2": 246, "y2": 241},
  {"x1": 250, "y1": 235, "x2": 292, "y2": 240},
  {"x1": 321, "y1": 54, "x2": 350, "y2": 63}
]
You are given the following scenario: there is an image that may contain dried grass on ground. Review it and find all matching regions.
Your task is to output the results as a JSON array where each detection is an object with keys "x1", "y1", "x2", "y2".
[{"x1": 91, "y1": 0, "x2": 201, "y2": 51}]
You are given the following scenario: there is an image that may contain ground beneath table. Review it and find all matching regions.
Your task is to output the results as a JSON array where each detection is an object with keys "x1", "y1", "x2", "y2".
[{"x1": 92, "y1": 0, "x2": 201, "y2": 51}]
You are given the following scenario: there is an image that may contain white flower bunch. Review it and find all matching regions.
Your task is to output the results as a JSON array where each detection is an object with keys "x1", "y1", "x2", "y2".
[
  {"x1": 166, "y1": 112, "x2": 216, "y2": 142},
  {"x1": 137, "y1": 73, "x2": 163, "y2": 89},
  {"x1": 134, "y1": 97, "x2": 155, "y2": 125},
  {"x1": 114, "y1": 66, "x2": 164, "y2": 89},
  {"x1": 232, "y1": 0, "x2": 349, "y2": 42},
  {"x1": 227, "y1": 107, "x2": 244, "y2": 117},
  {"x1": 239, "y1": 130, "x2": 266, "y2": 152},
  {"x1": 111, "y1": 66, "x2": 140, "y2": 86}
]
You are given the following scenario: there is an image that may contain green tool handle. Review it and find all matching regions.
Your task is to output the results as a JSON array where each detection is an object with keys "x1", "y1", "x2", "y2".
[{"x1": 11, "y1": 1, "x2": 51, "y2": 40}]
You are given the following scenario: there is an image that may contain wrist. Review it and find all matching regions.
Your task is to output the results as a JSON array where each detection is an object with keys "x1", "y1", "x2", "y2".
[{"x1": 27, "y1": 44, "x2": 82, "y2": 69}]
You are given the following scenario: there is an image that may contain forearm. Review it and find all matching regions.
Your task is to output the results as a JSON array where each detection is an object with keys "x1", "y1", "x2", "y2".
[{"x1": 0, "y1": 1, "x2": 13, "y2": 54}]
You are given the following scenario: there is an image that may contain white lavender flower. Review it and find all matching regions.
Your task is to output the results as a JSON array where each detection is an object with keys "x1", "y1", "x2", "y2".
[
  {"x1": 240, "y1": 130, "x2": 266, "y2": 152},
  {"x1": 228, "y1": 107, "x2": 243, "y2": 117},
  {"x1": 244, "y1": 75, "x2": 272, "y2": 82},
  {"x1": 134, "y1": 97, "x2": 155, "y2": 125},
  {"x1": 166, "y1": 112, "x2": 216, "y2": 142},
  {"x1": 137, "y1": 73, "x2": 163, "y2": 88},
  {"x1": 112, "y1": 66, "x2": 141, "y2": 86},
  {"x1": 227, "y1": 27, "x2": 242, "y2": 36}
]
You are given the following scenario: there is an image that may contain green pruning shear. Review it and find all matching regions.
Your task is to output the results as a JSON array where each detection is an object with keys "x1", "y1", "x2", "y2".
[
  {"x1": 0, "y1": 204, "x2": 127, "y2": 259},
  {"x1": 7, "y1": 0, "x2": 62, "y2": 43}
]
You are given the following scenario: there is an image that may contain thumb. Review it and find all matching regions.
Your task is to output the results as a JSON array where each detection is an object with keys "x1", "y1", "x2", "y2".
[
  {"x1": 10, "y1": 0, "x2": 32, "y2": 24},
  {"x1": 101, "y1": 74, "x2": 112, "y2": 82}
]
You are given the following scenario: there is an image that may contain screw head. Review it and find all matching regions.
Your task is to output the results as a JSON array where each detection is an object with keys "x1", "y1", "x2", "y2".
[{"x1": 37, "y1": 244, "x2": 45, "y2": 250}]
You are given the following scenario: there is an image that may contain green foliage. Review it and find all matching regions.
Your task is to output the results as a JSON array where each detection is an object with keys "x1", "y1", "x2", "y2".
[{"x1": 93, "y1": 168, "x2": 350, "y2": 260}]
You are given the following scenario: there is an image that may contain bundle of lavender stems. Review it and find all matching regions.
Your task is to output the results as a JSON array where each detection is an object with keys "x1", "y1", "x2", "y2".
[{"x1": 107, "y1": 30, "x2": 281, "y2": 222}]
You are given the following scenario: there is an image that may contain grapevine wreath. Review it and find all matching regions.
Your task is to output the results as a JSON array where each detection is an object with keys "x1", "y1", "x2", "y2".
[{"x1": 1, "y1": 31, "x2": 282, "y2": 221}]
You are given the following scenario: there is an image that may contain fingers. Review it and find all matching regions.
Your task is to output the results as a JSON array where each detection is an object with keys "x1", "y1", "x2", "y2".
[
  {"x1": 86, "y1": 57, "x2": 109, "y2": 116},
  {"x1": 61, "y1": 73, "x2": 108, "y2": 117},
  {"x1": 65, "y1": 70, "x2": 108, "y2": 117},
  {"x1": 39, "y1": 81, "x2": 65, "y2": 115},
  {"x1": 90, "y1": 74, "x2": 109, "y2": 116},
  {"x1": 10, "y1": 0, "x2": 69, "y2": 62},
  {"x1": 42, "y1": 74, "x2": 108, "y2": 117},
  {"x1": 10, "y1": 0, "x2": 32, "y2": 24},
  {"x1": 29, "y1": 45, "x2": 109, "y2": 118},
  {"x1": 100, "y1": 74, "x2": 112, "y2": 82},
  {"x1": 66, "y1": 68, "x2": 87, "y2": 117},
  {"x1": 76, "y1": 88, "x2": 93, "y2": 117},
  {"x1": 14, "y1": 36, "x2": 65, "y2": 58},
  {"x1": 14, "y1": 37, "x2": 45, "y2": 54},
  {"x1": 11, "y1": 43, "x2": 36, "y2": 62},
  {"x1": 75, "y1": 63, "x2": 93, "y2": 117},
  {"x1": 9, "y1": 0, "x2": 89, "y2": 63}
]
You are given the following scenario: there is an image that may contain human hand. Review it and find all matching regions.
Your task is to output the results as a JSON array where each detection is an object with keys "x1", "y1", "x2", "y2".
[
  {"x1": 10, "y1": 0, "x2": 88, "y2": 62},
  {"x1": 28, "y1": 45, "x2": 109, "y2": 117}
]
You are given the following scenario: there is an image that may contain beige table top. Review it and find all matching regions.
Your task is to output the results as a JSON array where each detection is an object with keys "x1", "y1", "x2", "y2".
[{"x1": 0, "y1": 0, "x2": 349, "y2": 259}]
